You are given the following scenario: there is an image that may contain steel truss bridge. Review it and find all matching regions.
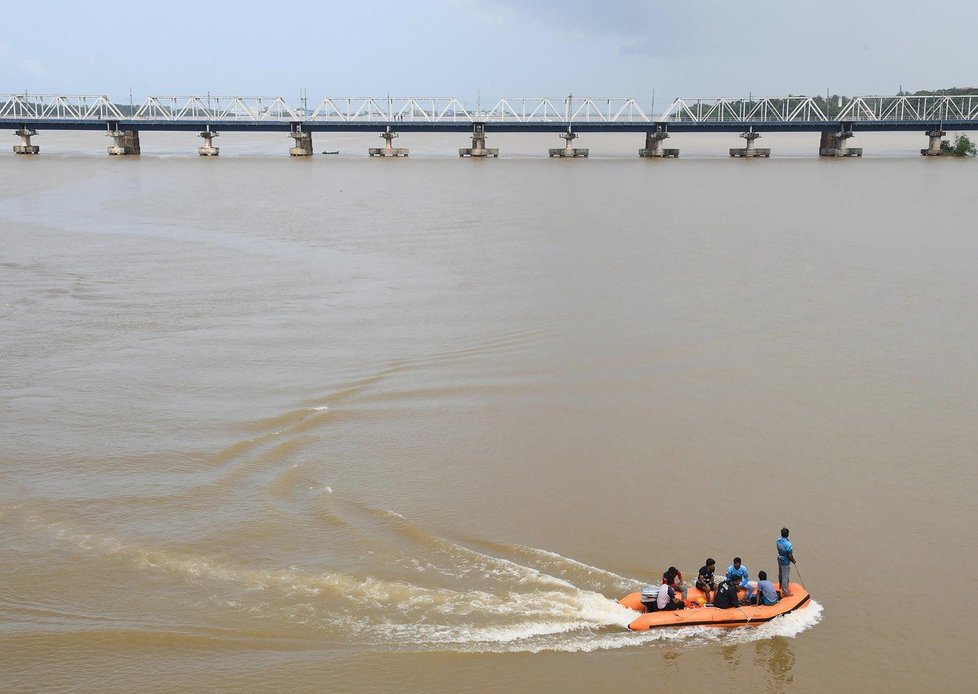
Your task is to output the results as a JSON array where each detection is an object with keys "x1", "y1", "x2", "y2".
[{"x1": 3, "y1": 94, "x2": 978, "y2": 132}]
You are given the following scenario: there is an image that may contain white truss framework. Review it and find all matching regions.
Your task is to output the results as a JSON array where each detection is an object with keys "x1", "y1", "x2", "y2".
[
  {"x1": 835, "y1": 95, "x2": 978, "y2": 122},
  {"x1": 133, "y1": 96, "x2": 301, "y2": 121},
  {"x1": 660, "y1": 95, "x2": 978, "y2": 123},
  {"x1": 0, "y1": 94, "x2": 652, "y2": 124},
  {"x1": 307, "y1": 96, "x2": 650, "y2": 123},
  {"x1": 661, "y1": 97, "x2": 828, "y2": 122},
  {"x1": 0, "y1": 94, "x2": 125, "y2": 120},
  {"x1": 3, "y1": 94, "x2": 977, "y2": 124}
]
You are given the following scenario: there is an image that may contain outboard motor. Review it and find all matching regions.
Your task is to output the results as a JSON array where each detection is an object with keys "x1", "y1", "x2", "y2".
[{"x1": 640, "y1": 585, "x2": 660, "y2": 612}]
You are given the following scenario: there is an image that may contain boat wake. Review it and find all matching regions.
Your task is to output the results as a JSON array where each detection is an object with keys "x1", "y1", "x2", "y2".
[{"x1": 3, "y1": 497, "x2": 822, "y2": 654}]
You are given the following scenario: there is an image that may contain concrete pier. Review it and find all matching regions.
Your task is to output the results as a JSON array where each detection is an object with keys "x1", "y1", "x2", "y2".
[
  {"x1": 730, "y1": 127, "x2": 771, "y2": 157},
  {"x1": 459, "y1": 123, "x2": 498, "y2": 157},
  {"x1": 819, "y1": 128, "x2": 861, "y2": 157},
  {"x1": 197, "y1": 129, "x2": 219, "y2": 156},
  {"x1": 289, "y1": 123, "x2": 313, "y2": 156},
  {"x1": 106, "y1": 124, "x2": 141, "y2": 155},
  {"x1": 548, "y1": 130, "x2": 588, "y2": 157},
  {"x1": 921, "y1": 129, "x2": 946, "y2": 156},
  {"x1": 13, "y1": 127, "x2": 39, "y2": 154},
  {"x1": 639, "y1": 127, "x2": 679, "y2": 158},
  {"x1": 369, "y1": 126, "x2": 408, "y2": 157}
]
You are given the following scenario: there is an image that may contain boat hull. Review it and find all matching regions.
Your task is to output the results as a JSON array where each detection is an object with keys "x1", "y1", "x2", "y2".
[{"x1": 619, "y1": 582, "x2": 811, "y2": 630}]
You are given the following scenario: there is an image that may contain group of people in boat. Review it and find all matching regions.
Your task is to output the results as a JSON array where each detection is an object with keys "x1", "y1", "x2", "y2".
[{"x1": 640, "y1": 528, "x2": 797, "y2": 612}]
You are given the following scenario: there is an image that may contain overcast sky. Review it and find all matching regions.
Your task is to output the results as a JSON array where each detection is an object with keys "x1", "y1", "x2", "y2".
[{"x1": 2, "y1": 0, "x2": 974, "y2": 107}]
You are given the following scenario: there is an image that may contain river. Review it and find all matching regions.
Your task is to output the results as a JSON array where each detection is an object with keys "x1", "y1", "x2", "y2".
[{"x1": 1, "y1": 131, "x2": 975, "y2": 691}]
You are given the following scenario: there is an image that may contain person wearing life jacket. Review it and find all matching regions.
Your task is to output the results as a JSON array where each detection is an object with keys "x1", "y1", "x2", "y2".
[
  {"x1": 777, "y1": 527, "x2": 797, "y2": 597},
  {"x1": 662, "y1": 566, "x2": 689, "y2": 602},
  {"x1": 713, "y1": 575, "x2": 741, "y2": 609}
]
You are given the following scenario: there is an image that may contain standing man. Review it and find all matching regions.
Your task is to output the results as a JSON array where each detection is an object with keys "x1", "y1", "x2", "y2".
[{"x1": 777, "y1": 527, "x2": 797, "y2": 597}]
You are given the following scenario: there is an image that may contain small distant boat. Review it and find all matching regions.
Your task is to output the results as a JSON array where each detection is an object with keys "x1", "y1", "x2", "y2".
[
  {"x1": 619, "y1": 582, "x2": 811, "y2": 630},
  {"x1": 322, "y1": 150, "x2": 339, "y2": 155}
]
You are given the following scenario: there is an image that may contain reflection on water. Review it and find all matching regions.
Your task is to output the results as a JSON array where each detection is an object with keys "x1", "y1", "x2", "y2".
[
  {"x1": 720, "y1": 643, "x2": 742, "y2": 667},
  {"x1": 756, "y1": 637, "x2": 796, "y2": 691}
]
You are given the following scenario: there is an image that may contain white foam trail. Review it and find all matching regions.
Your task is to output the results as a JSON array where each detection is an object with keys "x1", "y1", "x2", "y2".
[
  {"x1": 309, "y1": 406, "x2": 329, "y2": 411},
  {"x1": 509, "y1": 545, "x2": 644, "y2": 592},
  {"x1": 25, "y1": 513, "x2": 822, "y2": 654},
  {"x1": 444, "y1": 600, "x2": 824, "y2": 654}
]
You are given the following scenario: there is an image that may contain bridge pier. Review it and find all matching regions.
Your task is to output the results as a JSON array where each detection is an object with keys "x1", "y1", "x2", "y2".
[
  {"x1": 13, "y1": 127, "x2": 39, "y2": 154},
  {"x1": 819, "y1": 127, "x2": 861, "y2": 157},
  {"x1": 289, "y1": 123, "x2": 313, "y2": 156},
  {"x1": 549, "y1": 129, "x2": 588, "y2": 157},
  {"x1": 640, "y1": 126, "x2": 679, "y2": 158},
  {"x1": 106, "y1": 122, "x2": 141, "y2": 155},
  {"x1": 197, "y1": 129, "x2": 219, "y2": 156},
  {"x1": 921, "y1": 129, "x2": 946, "y2": 156},
  {"x1": 730, "y1": 127, "x2": 770, "y2": 157},
  {"x1": 369, "y1": 126, "x2": 408, "y2": 157},
  {"x1": 459, "y1": 123, "x2": 498, "y2": 157}
]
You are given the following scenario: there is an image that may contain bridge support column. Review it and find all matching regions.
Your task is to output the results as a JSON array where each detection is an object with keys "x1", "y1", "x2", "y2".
[
  {"x1": 549, "y1": 129, "x2": 588, "y2": 157},
  {"x1": 459, "y1": 123, "x2": 498, "y2": 157},
  {"x1": 369, "y1": 126, "x2": 408, "y2": 156},
  {"x1": 197, "y1": 129, "x2": 219, "y2": 156},
  {"x1": 819, "y1": 127, "x2": 861, "y2": 157},
  {"x1": 730, "y1": 127, "x2": 770, "y2": 157},
  {"x1": 106, "y1": 122, "x2": 141, "y2": 155},
  {"x1": 13, "y1": 127, "x2": 39, "y2": 154},
  {"x1": 921, "y1": 129, "x2": 946, "y2": 156},
  {"x1": 640, "y1": 125, "x2": 678, "y2": 158},
  {"x1": 289, "y1": 123, "x2": 313, "y2": 156}
]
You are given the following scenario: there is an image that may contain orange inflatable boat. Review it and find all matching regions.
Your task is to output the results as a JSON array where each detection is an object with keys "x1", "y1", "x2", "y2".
[{"x1": 619, "y1": 583, "x2": 811, "y2": 630}]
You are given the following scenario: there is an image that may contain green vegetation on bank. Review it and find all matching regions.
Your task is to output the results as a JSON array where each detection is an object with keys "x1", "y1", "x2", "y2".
[
  {"x1": 898, "y1": 87, "x2": 978, "y2": 96},
  {"x1": 940, "y1": 133, "x2": 977, "y2": 156}
]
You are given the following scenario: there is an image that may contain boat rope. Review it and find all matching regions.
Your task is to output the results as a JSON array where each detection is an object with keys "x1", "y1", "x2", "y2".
[
  {"x1": 737, "y1": 602, "x2": 764, "y2": 625},
  {"x1": 794, "y1": 562, "x2": 806, "y2": 590}
]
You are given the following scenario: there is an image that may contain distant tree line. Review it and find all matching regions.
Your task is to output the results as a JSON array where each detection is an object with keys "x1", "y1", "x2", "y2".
[{"x1": 897, "y1": 87, "x2": 978, "y2": 96}]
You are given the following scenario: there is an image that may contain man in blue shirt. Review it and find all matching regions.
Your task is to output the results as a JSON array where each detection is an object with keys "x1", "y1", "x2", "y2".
[
  {"x1": 726, "y1": 557, "x2": 754, "y2": 603},
  {"x1": 777, "y1": 527, "x2": 797, "y2": 597},
  {"x1": 752, "y1": 570, "x2": 779, "y2": 606}
]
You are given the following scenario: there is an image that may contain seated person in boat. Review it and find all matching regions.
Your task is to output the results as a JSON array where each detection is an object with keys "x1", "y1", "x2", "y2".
[
  {"x1": 726, "y1": 557, "x2": 755, "y2": 603},
  {"x1": 662, "y1": 566, "x2": 689, "y2": 601},
  {"x1": 696, "y1": 558, "x2": 717, "y2": 603},
  {"x1": 745, "y1": 571, "x2": 780, "y2": 606},
  {"x1": 713, "y1": 575, "x2": 742, "y2": 609},
  {"x1": 655, "y1": 583, "x2": 686, "y2": 612}
]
